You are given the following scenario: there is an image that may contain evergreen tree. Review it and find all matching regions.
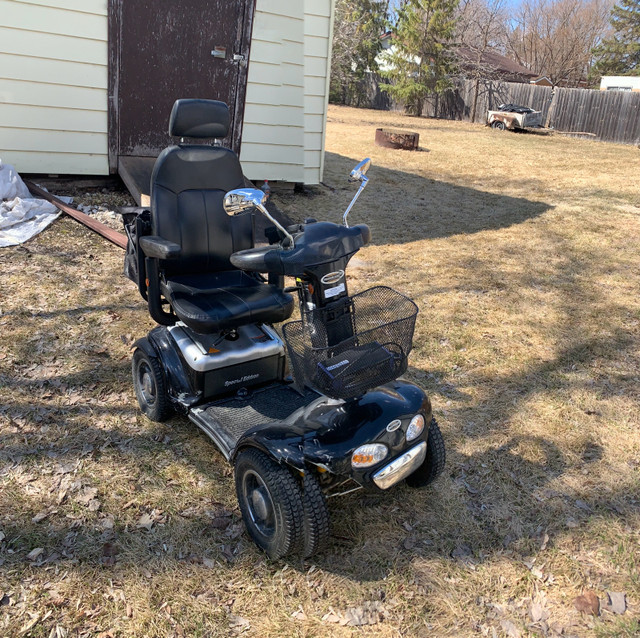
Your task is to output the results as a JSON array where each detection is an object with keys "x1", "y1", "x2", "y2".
[
  {"x1": 380, "y1": 0, "x2": 460, "y2": 115},
  {"x1": 330, "y1": 0, "x2": 389, "y2": 105},
  {"x1": 592, "y1": 0, "x2": 640, "y2": 76}
]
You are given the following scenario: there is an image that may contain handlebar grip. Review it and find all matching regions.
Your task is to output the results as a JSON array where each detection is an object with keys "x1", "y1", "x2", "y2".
[
  {"x1": 354, "y1": 223, "x2": 371, "y2": 246},
  {"x1": 230, "y1": 245, "x2": 274, "y2": 272}
]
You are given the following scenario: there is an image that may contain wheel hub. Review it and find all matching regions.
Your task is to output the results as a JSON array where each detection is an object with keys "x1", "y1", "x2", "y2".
[
  {"x1": 250, "y1": 487, "x2": 270, "y2": 521},
  {"x1": 243, "y1": 470, "x2": 275, "y2": 538},
  {"x1": 139, "y1": 366, "x2": 156, "y2": 404}
]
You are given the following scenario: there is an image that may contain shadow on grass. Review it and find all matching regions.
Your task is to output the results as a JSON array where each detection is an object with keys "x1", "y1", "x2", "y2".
[{"x1": 313, "y1": 151, "x2": 552, "y2": 243}]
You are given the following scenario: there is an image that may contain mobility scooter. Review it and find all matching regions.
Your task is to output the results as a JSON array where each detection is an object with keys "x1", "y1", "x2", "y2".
[{"x1": 124, "y1": 99, "x2": 445, "y2": 559}]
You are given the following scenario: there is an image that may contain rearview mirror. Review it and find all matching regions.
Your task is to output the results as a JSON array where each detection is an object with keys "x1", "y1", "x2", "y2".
[
  {"x1": 223, "y1": 187, "x2": 295, "y2": 248},
  {"x1": 342, "y1": 158, "x2": 371, "y2": 227},
  {"x1": 223, "y1": 188, "x2": 266, "y2": 216},
  {"x1": 349, "y1": 158, "x2": 371, "y2": 183}
]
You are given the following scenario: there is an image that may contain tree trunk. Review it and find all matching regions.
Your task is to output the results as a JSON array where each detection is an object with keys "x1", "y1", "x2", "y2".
[{"x1": 471, "y1": 78, "x2": 480, "y2": 122}]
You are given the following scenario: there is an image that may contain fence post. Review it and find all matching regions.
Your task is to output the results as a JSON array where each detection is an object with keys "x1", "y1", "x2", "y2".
[{"x1": 545, "y1": 87, "x2": 557, "y2": 128}]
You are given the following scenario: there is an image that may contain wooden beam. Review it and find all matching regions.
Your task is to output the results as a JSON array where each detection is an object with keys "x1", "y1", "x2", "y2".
[{"x1": 24, "y1": 180, "x2": 128, "y2": 250}]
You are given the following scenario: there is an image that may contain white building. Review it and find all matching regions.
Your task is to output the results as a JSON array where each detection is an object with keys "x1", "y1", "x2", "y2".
[
  {"x1": 0, "y1": 0, "x2": 335, "y2": 186},
  {"x1": 600, "y1": 76, "x2": 640, "y2": 92}
]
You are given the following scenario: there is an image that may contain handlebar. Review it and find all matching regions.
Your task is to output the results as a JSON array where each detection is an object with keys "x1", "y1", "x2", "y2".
[{"x1": 230, "y1": 221, "x2": 371, "y2": 276}]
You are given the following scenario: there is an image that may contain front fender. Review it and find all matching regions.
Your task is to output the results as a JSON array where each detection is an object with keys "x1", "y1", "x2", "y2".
[{"x1": 232, "y1": 424, "x2": 307, "y2": 473}]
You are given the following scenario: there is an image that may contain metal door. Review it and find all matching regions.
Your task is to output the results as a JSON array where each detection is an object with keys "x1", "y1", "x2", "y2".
[{"x1": 108, "y1": 0, "x2": 255, "y2": 171}]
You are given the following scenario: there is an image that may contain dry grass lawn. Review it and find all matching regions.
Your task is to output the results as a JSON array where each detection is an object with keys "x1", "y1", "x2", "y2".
[{"x1": 1, "y1": 105, "x2": 639, "y2": 637}]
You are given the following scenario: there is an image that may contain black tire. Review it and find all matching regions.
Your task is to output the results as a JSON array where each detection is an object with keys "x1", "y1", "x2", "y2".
[
  {"x1": 132, "y1": 347, "x2": 173, "y2": 422},
  {"x1": 491, "y1": 120, "x2": 506, "y2": 130},
  {"x1": 235, "y1": 448, "x2": 304, "y2": 560},
  {"x1": 406, "y1": 418, "x2": 446, "y2": 488},
  {"x1": 301, "y1": 471, "x2": 330, "y2": 558}
]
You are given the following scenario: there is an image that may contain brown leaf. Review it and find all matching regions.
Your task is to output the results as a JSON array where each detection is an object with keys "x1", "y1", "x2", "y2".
[
  {"x1": 101, "y1": 542, "x2": 117, "y2": 567},
  {"x1": 32, "y1": 510, "x2": 53, "y2": 523},
  {"x1": 87, "y1": 499, "x2": 101, "y2": 512},
  {"x1": 210, "y1": 517, "x2": 231, "y2": 530},
  {"x1": 540, "y1": 532, "x2": 550, "y2": 551},
  {"x1": 344, "y1": 601, "x2": 385, "y2": 626},
  {"x1": 76, "y1": 487, "x2": 98, "y2": 505},
  {"x1": 530, "y1": 600, "x2": 549, "y2": 623},
  {"x1": 451, "y1": 543, "x2": 473, "y2": 559},
  {"x1": 291, "y1": 607, "x2": 307, "y2": 621},
  {"x1": 573, "y1": 591, "x2": 600, "y2": 616},
  {"x1": 136, "y1": 513, "x2": 154, "y2": 531},
  {"x1": 27, "y1": 547, "x2": 44, "y2": 561},
  {"x1": 228, "y1": 614, "x2": 250, "y2": 633},
  {"x1": 602, "y1": 591, "x2": 626, "y2": 615},
  {"x1": 321, "y1": 609, "x2": 342, "y2": 624},
  {"x1": 500, "y1": 619, "x2": 521, "y2": 637}
]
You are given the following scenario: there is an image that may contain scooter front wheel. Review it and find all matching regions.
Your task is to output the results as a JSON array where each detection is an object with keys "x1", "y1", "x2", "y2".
[
  {"x1": 301, "y1": 471, "x2": 330, "y2": 558},
  {"x1": 235, "y1": 448, "x2": 304, "y2": 560},
  {"x1": 405, "y1": 418, "x2": 446, "y2": 488}
]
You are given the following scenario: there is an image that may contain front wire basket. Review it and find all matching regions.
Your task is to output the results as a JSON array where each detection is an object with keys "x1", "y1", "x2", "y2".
[{"x1": 282, "y1": 286, "x2": 418, "y2": 399}]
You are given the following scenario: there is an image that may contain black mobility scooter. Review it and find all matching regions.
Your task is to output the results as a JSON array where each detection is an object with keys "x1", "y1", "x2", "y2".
[{"x1": 125, "y1": 99, "x2": 445, "y2": 559}]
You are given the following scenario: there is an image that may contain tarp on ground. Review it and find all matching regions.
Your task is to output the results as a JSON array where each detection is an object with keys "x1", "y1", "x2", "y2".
[{"x1": 0, "y1": 159, "x2": 61, "y2": 248}]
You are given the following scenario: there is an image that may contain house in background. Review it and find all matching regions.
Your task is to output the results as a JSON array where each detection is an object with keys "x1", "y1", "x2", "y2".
[
  {"x1": 0, "y1": 0, "x2": 336, "y2": 197},
  {"x1": 455, "y1": 46, "x2": 538, "y2": 84},
  {"x1": 600, "y1": 76, "x2": 640, "y2": 92}
]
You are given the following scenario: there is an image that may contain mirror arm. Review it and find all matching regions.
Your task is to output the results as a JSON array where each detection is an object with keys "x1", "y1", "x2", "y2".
[
  {"x1": 256, "y1": 202, "x2": 295, "y2": 248},
  {"x1": 342, "y1": 175, "x2": 369, "y2": 228}
]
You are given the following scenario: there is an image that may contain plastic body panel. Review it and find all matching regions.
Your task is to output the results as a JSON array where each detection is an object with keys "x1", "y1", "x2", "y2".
[{"x1": 233, "y1": 380, "x2": 432, "y2": 487}]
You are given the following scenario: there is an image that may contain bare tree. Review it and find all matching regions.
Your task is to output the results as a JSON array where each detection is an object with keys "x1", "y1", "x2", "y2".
[
  {"x1": 505, "y1": 0, "x2": 612, "y2": 87},
  {"x1": 456, "y1": 0, "x2": 509, "y2": 119},
  {"x1": 330, "y1": 0, "x2": 388, "y2": 105}
]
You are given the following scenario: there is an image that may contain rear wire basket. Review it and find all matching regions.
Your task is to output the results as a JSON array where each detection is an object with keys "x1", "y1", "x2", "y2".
[{"x1": 282, "y1": 286, "x2": 418, "y2": 399}]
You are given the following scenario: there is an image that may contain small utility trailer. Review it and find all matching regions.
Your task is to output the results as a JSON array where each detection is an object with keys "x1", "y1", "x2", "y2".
[{"x1": 487, "y1": 104, "x2": 543, "y2": 131}]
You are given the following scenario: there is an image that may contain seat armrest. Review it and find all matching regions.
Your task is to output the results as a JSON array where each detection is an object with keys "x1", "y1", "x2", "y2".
[
  {"x1": 116, "y1": 206, "x2": 150, "y2": 216},
  {"x1": 139, "y1": 235, "x2": 181, "y2": 259}
]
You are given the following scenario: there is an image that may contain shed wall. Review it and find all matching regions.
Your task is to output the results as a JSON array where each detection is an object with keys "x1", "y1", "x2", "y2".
[
  {"x1": 0, "y1": 0, "x2": 333, "y2": 182},
  {"x1": 240, "y1": 0, "x2": 334, "y2": 184},
  {"x1": 0, "y1": 0, "x2": 109, "y2": 174}
]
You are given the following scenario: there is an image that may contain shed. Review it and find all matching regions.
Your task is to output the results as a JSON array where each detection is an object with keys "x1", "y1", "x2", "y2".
[{"x1": 0, "y1": 0, "x2": 335, "y2": 197}]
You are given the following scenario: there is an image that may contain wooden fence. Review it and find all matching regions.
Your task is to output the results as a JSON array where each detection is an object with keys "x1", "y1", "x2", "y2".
[{"x1": 345, "y1": 76, "x2": 640, "y2": 145}]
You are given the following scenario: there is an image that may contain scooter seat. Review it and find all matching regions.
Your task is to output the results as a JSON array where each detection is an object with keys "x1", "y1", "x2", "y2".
[{"x1": 162, "y1": 270, "x2": 294, "y2": 334}]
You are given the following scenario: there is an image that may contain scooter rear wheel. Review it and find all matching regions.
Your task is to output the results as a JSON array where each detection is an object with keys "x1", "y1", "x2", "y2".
[
  {"x1": 405, "y1": 418, "x2": 446, "y2": 488},
  {"x1": 235, "y1": 448, "x2": 304, "y2": 560},
  {"x1": 132, "y1": 347, "x2": 173, "y2": 422}
]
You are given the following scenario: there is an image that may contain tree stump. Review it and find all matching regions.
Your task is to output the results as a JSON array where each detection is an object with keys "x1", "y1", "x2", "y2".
[{"x1": 375, "y1": 128, "x2": 419, "y2": 150}]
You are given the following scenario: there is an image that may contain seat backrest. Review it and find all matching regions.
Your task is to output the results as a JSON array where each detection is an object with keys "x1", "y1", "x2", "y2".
[{"x1": 150, "y1": 99, "x2": 253, "y2": 277}]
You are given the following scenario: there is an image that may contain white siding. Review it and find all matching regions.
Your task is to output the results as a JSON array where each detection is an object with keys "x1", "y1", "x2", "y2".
[
  {"x1": 0, "y1": 0, "x2": 333, "y2": 181},
  {"x1": 241, "y1": 0, "x2": 334, "y2": 184},
  {"x1": 0, "y1": 0, "x2": 109, "y2": 175}
]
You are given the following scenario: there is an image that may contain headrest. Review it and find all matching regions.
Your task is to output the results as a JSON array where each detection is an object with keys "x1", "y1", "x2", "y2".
[{"x1": 168, "y1": 99, "x2": 230, "y2": 138}]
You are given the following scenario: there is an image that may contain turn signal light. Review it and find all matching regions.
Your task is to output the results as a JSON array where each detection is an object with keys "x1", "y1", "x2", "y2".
[{"x1": 351, "y1": 443, "x2": 388, "y2": 468}]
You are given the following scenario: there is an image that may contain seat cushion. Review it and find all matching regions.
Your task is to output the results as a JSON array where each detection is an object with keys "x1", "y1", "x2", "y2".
[{"x1": 162, "y1": 271, "x2": 294, "y2": 334}]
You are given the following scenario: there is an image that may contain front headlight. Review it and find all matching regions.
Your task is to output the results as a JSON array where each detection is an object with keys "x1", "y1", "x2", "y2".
[
  {"x1": 406, "y1": 414, "x2": 425, "y2": 441},
  {"x1": 351, "y1": 443, "x2": 388, "y2": 468}
]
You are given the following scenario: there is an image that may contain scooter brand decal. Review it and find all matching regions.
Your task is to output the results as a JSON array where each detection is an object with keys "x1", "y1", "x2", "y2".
[
  {"x1": 386, "y1": 419, "x2": 402, "y2": 432},
  {"x1": 321, "y1": 270, "x2": 345, "y2": 285},
  {"x1": 224, "y1": 373, "x2": 259, "y2": 387},
  {"x1": 324, "y1": 283, "x2": 346, "y2": 299}
]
